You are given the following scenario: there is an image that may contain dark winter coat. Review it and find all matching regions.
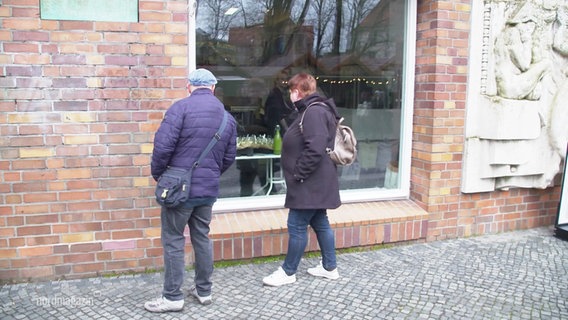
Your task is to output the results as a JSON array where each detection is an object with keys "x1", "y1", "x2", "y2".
[
  {"x1": 264, "y1": 86, "x2": 296, "y2": 135},
  {"x1": 281, "y1": 93, "x2": 341, "y2": 209},
  {"x1": 151, "y1": 88, "x2": 237, "y2": 199}
]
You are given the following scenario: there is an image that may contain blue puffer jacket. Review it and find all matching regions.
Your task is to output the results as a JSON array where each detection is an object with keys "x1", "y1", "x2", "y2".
[{"x1": 151, "y1": 88, "x2": 237, "y2": 199}]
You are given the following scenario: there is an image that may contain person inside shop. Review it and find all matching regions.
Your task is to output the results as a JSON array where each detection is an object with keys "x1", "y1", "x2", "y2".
[
  {"x1": 238, "y1": 71, "x2": 298, "y2": 196},
  {"x1": 259, "y1": 70, "x2": 298, "y2": 193},
  {"x1": 264, "y1": 69, "x2": 297, "y2": 135},
  {"x1": 237, "y1": 79, "x2": 270, "y2": 196}
]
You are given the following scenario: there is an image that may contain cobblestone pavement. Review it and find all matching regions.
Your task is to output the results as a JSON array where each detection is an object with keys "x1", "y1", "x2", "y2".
[{"x1": 1, "y1": 226, "x2": 567, "y2": 320}]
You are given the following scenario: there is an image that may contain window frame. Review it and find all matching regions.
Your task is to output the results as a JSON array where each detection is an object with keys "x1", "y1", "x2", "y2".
[{"x1": 185, "y1": 0, "x2": 417, "y2": 212}]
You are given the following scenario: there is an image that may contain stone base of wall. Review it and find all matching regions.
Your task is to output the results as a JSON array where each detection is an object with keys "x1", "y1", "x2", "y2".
[
  {"x1": 208, "y1": 200, "x2": 430, "y2": 263},
  {"x1": 0, "y1": 200, "x2": 430, "y2": 283}
]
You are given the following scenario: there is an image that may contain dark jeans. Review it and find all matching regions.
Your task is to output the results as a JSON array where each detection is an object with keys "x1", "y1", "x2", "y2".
[
  {"x1": 161, "y1": 204, "x2": 213, "y2": 301},
  {"x1": 282, "y1": 208, "x2": 337, "y2": 275}
]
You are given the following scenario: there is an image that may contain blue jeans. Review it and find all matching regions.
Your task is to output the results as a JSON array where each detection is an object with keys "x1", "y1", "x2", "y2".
[
  {"x1": 161, "y1": 204, "x2": 213, "y2": 301},
  {"x1": 282, "y1": 209, "x2": 337, "y2": 275}
]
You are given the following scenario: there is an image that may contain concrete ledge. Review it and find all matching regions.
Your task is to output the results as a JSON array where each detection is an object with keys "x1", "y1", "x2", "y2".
[{"x1": 209, "y1": 200, "x2": 429, "y2": 261}]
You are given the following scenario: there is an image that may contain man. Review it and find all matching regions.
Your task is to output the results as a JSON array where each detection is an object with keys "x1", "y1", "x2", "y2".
[{"x1": 145, "y1": 68, "x2": 237, "y2": 312}]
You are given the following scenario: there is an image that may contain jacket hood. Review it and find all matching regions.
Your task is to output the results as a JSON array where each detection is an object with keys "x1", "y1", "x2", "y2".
[{"x1": 295, "y1": 93, "x2": 341, "y2": 120}]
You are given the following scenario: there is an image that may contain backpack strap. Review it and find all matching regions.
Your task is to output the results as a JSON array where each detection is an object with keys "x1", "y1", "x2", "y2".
[{"x1": 299, "y1": 102, "x2": 333, "y2": 133}]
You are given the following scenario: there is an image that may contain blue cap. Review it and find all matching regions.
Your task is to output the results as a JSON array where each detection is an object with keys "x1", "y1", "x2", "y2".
[{"x1": 188, "y1": 68, "x2": 218, "y2": 86}]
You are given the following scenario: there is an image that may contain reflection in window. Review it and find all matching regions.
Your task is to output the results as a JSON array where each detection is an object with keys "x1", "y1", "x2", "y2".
[{"x1": 196, "y1": 0, "x2": 406, "y2": 198}]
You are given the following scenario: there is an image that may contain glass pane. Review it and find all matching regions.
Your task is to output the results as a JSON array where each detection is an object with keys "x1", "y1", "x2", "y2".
[{"x1": 196, "y1": 0, "x2": 406, "y2": 198}]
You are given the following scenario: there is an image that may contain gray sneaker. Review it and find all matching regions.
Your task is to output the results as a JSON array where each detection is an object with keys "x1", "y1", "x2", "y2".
[
  {"x1": 144, "y1": 296, "x2": 184, "y2": 313},
  {"x1": 190, "y1": 286, "x2": 212, "y2": 305}
]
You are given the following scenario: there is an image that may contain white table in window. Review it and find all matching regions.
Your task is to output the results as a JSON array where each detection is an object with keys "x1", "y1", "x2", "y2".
[{"x1": 235, "y1": 153, "x2": 286, "y2": 196}]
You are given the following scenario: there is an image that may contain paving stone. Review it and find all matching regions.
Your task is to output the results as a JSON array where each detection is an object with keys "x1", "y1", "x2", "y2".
[{"x1": 1, "y1": 227, "x2": 567, "y2": 319}]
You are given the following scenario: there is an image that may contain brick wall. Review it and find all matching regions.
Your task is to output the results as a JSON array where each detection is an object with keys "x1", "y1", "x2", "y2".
[
  {"x1": 0, "y1": 0, "x2": 188, "y2": 281},
  {"x1": 413, "y1": 0, "x2": 560, "y2": 241}
]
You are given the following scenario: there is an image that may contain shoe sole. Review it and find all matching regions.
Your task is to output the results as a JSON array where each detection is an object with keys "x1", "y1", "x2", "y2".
[
  {"x1": 262, "y1": 277, "x2": 296, "y2": 287},
  {"x1": 144, "y1": 305, "x2": 184, "y2": 313},
  {"x1": 307, "y1": 270, "x2": 339, "y2": 280}
]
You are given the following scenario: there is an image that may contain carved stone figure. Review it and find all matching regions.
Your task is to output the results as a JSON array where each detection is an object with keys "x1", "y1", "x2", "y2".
[{"x1": 494, "y1": 20, "x2": 550, "y2": 100}]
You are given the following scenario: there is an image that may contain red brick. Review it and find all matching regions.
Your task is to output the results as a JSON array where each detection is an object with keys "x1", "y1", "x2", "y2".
[
  {"x1": 68, "y1": 201, "x2": 100, "y2": 212},
  {"x1": 105, "y1": 260, "x2": 138, "y2": 271},
  {"x1": 101, "y1": 199, "x2": 134, "y2": 210},
  {"x1": 69, "y1": 222, "x2": 102, "y2": 232},
  {"x1": 6, "y1": 66, "x2": 42, "y2": 76},
  {"x1": 0, "y1": 269, "x2": 20, "y2": 281},
  {"x1": 25, "y1": 214, "x2": 58, "y2": 225},
  {"x1": 26, "y1": 235, "x2": 60, "y2": 246},
  {"x1": 105, "y1": 56, "x2": 137, "y2": 65},
  {"x1": 17, "y1": 225, "x2": 51, "y2": 236},
  {"x1": 20, "y1": 266, "x2": 54, "y2": 279},
  {"x1": 96, "y1": 67, "x2": 130, "y2": 77},
  {"x1": 113, "y1": 249, "x2": 145, "y2": 259},
  {"x1": 4, "y1": 43, "x2": 39, "y2": 53},
  {"x1": 20, "y1": 246, "x2": 53, "y2": 257},
  {"x1": 52, "y1": 78, "x2": 87, "y2": 88},
  {"x1": 64, "y1": 253, "x2": 96, "y2": 264},
  {"x1": 60, "y1": 21, "x2": 94, "y2": 30},
  {"x1": 112, "y1": 230, "x2": 143, "y2": 240},
  {"x1": 97, "y1": 44, "x2": 130, "y2": 54},
  {"x1": 103, "y1": 220, "x2": 135, "y2": 230},
  {"x1": 65, "y1": 158, "x2": 100, "y2": 168},
  {"x1": 12, "y1": 7, "x2": 40, "y2": 17},
  {"x1": 3, "y1": 171, "x2": 20, "y2": 182},
  {"x1": 97, "y1": 89, "x2": 130, "y2": 99},
  {"x1": 97, "y1": 252, "x2": 112, "y2": 261},
  {"x1": 72, "y1": 262, "x2": 104, "y2": 273},
  {"x1": 13, "y1": 31, "x2": 48, "y2": 42},
  {"x1": 28, "y1": 255, "x2": 63, "y2": 267}
]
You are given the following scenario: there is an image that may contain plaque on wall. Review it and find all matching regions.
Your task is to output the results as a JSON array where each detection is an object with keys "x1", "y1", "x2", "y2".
[
  {"x1": 555, "y1": 145, "x2": 568, "y2": 241},
  {"x1": 40, "y1": 0, "x2": 138, "y2": 23}
]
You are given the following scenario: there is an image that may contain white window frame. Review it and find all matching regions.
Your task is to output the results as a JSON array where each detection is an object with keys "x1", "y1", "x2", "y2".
[{"x1": 186, "y1": 0, "x2": 417, "y2": 212}]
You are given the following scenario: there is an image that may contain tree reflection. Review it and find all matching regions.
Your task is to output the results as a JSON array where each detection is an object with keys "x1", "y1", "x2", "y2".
[{"x1": 196, "y1": 0, "x2": 386, "y2": 62}]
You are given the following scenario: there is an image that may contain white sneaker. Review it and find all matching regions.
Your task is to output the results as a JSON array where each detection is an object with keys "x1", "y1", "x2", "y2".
[
  {"x1": 190, "y1": 286, "x2": 212, "y2": 305},
  {"x1": 262, "y1": 267, "x2": 296, "y2": 286},
  {"x1": 144, "y1": 296, "x2": 184, "y2": 313},
  {"x1": 307, "y1": 261, "x2": 339, "y2": 280}
]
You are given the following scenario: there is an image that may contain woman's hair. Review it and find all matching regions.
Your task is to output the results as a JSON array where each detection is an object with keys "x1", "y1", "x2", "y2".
[{"x1": 287, "y1": 73, "x2": 316, "y2": 98}]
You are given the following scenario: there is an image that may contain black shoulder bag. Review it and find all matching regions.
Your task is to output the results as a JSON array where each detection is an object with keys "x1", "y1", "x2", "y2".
[{"x1": 155, "y1": 112, "x2": 229, "y2": 208}]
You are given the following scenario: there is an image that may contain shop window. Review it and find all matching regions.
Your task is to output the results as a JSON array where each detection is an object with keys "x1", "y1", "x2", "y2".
[{"x1": 193, "y1": 0, "x2": 415, "y2": 207}]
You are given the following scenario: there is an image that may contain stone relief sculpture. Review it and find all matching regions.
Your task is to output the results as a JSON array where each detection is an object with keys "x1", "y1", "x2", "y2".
[
  {"x1": 550, "y1": 3, "x2": 568, "y2": 159},
  {"x1": 463, "y1": 0, "x2": 568, "y2": 193}
]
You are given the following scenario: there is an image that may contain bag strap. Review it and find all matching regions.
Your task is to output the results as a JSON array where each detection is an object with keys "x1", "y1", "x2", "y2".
[
  {"x1": 299, "y1": 102, "x2": 320, "y2": 133},
  {"x1": 299, "y1": 102, "x2": 336, "y2": 134},
  {"x1": 192, "y1": 111, "x2": 228, "y2": 168}
]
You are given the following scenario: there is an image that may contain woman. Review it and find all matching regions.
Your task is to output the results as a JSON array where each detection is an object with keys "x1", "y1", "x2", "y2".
[{"x1": 262, "y1": 72, "x2": 341, "y2": 287}]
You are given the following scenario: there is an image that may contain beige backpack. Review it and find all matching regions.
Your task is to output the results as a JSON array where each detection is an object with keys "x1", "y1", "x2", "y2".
[{"x1": 299, "y1": 103, "x2": 357, "y2": 166}]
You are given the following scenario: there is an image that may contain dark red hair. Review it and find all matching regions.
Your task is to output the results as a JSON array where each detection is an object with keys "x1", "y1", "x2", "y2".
[{"x1": 287, "y1": 73, "x2": 316, "y2": 98}]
